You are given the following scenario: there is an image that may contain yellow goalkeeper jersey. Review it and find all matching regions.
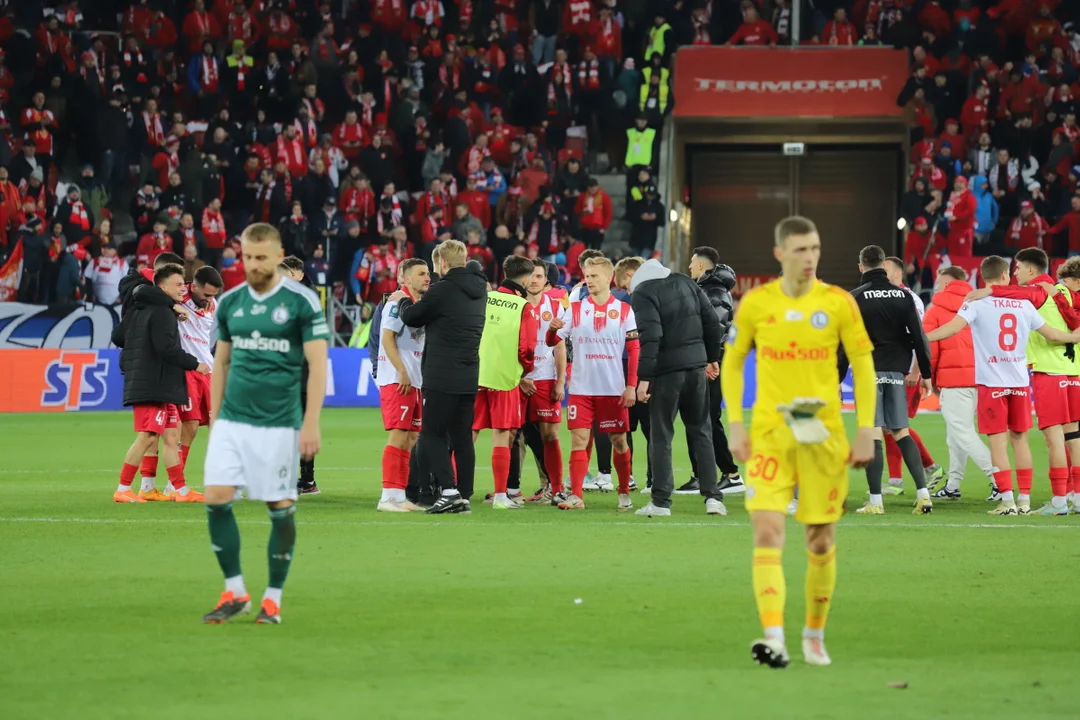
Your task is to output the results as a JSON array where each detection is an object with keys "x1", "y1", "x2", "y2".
[{"x1": 721, "y1": 279, "x2": 875, "y2": 435}]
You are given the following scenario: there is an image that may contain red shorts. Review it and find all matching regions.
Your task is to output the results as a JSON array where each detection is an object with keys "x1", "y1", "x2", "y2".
[
  {"x1": 1031, "y1": 373, "x2": 1074, "y2": 430},
  {"x1": 133, "y1": 403, "x2": 179, "y2": 434},
  {"x1": 473, "y1": 387, "x2": 525, "y2": 430},
  {"x1": 379, "y1": 384, "x2": 423, "y2": 431},
  {"x1": 1066, "y1": 377, "x2": 1080, "y2": 424},
  {"x1": 906, "y1": 382, "x2": 921, "y2": 419},
  {"x1": 977, "y1": 385, "x2": 1032, "y2": 436},
  {"x1": 178, "y1": 370, "x2": 212, "y2": 425},
  {"x1": 567, "y1": 394, "x2": 628, "y2": 433},
  {"x1": 526, "y1": 379, "x2": 562, "y2": 423}
]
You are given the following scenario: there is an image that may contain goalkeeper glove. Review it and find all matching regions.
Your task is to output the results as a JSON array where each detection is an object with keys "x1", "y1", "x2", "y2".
[{"x1": 777, "y1": 397, "x2": 830, "y2": 444}]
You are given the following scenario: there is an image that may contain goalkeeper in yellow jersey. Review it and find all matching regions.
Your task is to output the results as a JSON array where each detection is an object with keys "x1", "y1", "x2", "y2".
[{"x1": 720, "y1": 216, "x2": 877, "y2": 669}]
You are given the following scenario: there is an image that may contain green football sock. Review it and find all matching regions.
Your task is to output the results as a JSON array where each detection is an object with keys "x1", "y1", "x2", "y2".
[
  {"x1": 207, "y1": 503, "x2": 242, "y2": 579},
  {"x1": 267, "y1": 505, "x2": 297, "y2": 590}
]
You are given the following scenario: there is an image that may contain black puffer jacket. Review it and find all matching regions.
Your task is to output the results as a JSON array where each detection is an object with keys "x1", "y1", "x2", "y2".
[
  {"x1": 399, "y1": 264, "x2": 488, "y2": 394},
  {"x1": 630, "y1": 259, "x2": 722, "y2": 381},
  {"x1": 696, "y1": 263, "x2": 736, "y2": 341},
  {"x1": 111, "y1": 267, "x2": 174, "y2": 347},
  {"x1": 116, "y1": 284, "x2": 199, "y2": 407}
]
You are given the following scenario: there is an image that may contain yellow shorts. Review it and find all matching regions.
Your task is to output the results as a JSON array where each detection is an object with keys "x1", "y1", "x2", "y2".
[{"x1": 745, "y1": 424, "x2": 849, "y2": 525}]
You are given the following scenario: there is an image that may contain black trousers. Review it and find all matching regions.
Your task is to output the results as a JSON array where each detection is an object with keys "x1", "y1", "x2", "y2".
[
  {"x1": 688, "y1": 376, "x2": 740, "y2": 478},
  {"x1": 629, "y1": 399, "x2": 652, "y2": 482},
  {"x1": 419, "y1": 389, "x2": 477, "y2": 499},
  {"x1": 649, "y1": 369, "x2": 720, "y2": 508},
  {"x1": 507, "y1": 422, "x2": 549, "y2": 490},
  {"x1": 298, "y1": 391, "x2": 315, "y2": 488}
]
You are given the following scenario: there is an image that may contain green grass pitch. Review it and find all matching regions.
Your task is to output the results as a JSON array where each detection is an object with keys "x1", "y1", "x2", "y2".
[{"x1": 2, "y1": 409, "x2": 1078, "y2": 719}]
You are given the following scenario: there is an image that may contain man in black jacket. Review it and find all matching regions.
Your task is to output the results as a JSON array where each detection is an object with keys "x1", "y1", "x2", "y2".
[
  {"x1": 841, "y1": 245, "x2": 935, "y2": 514},
  {"x1": 629, "y1": 258, "x2": 726, "y2": 516},
  {"x1": 281, "y1": 255, "x2": 322, "y2": 495},
  {"x1": 391, "y1": 239, "x2": 488, "y2": 514},
  {"x1": 680, "y1": 247, "x2": 744, "y2": 495},
  {"x1": 112, "y1": 264, "x2": 210, "y2": 503}
]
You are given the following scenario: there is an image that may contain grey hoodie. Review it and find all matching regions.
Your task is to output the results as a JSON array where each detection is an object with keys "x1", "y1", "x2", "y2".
[{"x1": 628, "y1": 258, "x2": 671, "y2": 293}]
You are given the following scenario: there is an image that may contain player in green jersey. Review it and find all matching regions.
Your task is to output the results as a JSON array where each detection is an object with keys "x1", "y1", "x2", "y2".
[{"x1": 201, "y1": 223, "x2": 330, "y2": 625}]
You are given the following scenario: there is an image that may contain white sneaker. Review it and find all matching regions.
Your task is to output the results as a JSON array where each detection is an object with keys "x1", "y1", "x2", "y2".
[
  {"x1": 492, "y1": 495, "x2": 524, "y2": 510},
  {"x1": 581, "y1": 471, "x2": 598, "y2": 490},
  {"x1": 802, "y1": 636, "x2": 832, "y2": 666},
  {"x1": 786, "y1": 498, "x2": 798, "y2": 516},
  {"x1": 751, "y1": 638, "x2": 790, "y2": 669},
  {"x1": 377, "y1": 500, "x2": 409, "y2": 512},
  {"x1": 705, "y1": 498, "x2": 728, "y2": 516},
  {"x1": 593, "y1": 473, "x2": 614, "y2": 492},
  {"x1": 635, "y1": 501, "x2": 671, "y2": 517},
  {"x1": 617, "y1": 493, "x2": 633, "y2": 512}
]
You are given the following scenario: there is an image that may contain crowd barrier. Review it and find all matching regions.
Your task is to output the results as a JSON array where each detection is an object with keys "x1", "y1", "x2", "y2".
[{"x1": 0, "y1": 346, "x2": 933, "y2": 413}]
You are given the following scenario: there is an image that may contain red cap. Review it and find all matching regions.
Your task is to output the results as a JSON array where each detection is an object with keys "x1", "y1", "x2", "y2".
[
  {"x1": 358, "y1": 23, "x2": 371, "y2": 33},
  {"x1": 955, "y1": 176, "x2": 968, "y2": 187},
  {"x1": 1021, "y1": 200, "x2": 1033, "y2": 209},
  {"x1": 81, "y1": 51, "x2": 95, "y2": 62},
  {"x1": 945, "y1": 118, "x2": 958, "y2": 126},
  {"x1": 375, "y1": 112, "x2": 387, "y2": 125},
  {"x1": 446, "y1": 34, "x2": 457, "y2": 42},
  {"x1": 491, "y1": 107, "x2": 503, "y2": 116},
  {"x1": 914, "y1": 216, "x2": 929, "y2": 227},
  {"x1": 409, "y1": 45, "x2": 418, "y2": 53}
]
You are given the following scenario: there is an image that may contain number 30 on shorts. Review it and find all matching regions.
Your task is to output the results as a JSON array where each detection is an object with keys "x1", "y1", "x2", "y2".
[{"x1": 748, "y1": 454, "x2": 778, "y2": 481}]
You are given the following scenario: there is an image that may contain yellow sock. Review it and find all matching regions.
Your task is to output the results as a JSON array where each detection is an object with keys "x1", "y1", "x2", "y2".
[
  {"x1": 752, "y1": 547, "x2": 785, "y2": 635},
  {"x1": 805, "y1": 545, "x2": 837, "y2": 634}
]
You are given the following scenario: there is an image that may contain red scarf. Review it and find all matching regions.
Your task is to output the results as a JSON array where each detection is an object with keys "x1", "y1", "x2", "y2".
[
  {"x1": 360, "y1": 101, "x2": 374, "y2": 127},
  {"x1": 295, "y1": 118, "x2": 318, "y2": 148},
  {"x1": 122, "y1": 48, "x2": 146, "y2": 83},
  {"x1": 143, "y1": 112, "x2": 163, "y2": 147},
  {"x1": 693, "y1": 21, "x2": 711, "y2": 45},
  {"x1": 598, "y1": 18, "x2": 617, "y2": 53},
  {"x1": 235, "y1": 55, "x2": 249, "y2": 91},
  {"x1": 459, "y1": 0, "x2": 473, "y2": 27},
  {"x1": 413, "y1": 0, "x2": 443, "y2": 24},
  {"x1": 201, "y1": 55, "x2": 218, "y2": 92},
  {"x1": 378, "y1": 209, "x2": 403, "y2": 233},
  {"x1": 577, "y1": 59, "x2": 599, "y2": 90},
  {"x1": 69, "y1": 200, "x2": 89, "y2": 230},
  {"x1": 438, "y1": 63, "x2": 460, "y2": 89},
  {"x1": 277, "y1": 136, "x2": 306, "y2": 171},
  {"x1": 301, "y1": 97, "x2": 323, "y2": 121},
  {"x1": 553, "y1": 62, "x2": 573, "y2": 95},
  {"x1": 528, "y1": 205, "x2": 559, "y2": 253},
  {"x1": 257, "y1": 180, "x2": 276, "y2": 222},
  {"x1": 181, "y1": 227, "x2": 197, "y2": 252}
]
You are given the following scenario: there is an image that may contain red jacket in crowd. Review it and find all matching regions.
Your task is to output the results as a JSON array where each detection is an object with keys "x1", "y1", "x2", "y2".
[
  {"x1": 575, "y1": 188, "x2": 613, "y2": 232},
  {"x1": 904, "y1": 226, "x2": 944, "y2": 269},
  {"x1": 821, "y1": 19, "x2": 857, "y2": 45},
  {"x1": 727, "y1": 19, "x2": 777, "y2": 46},
  {"x1": 1049, "y1": 209, "x2": 1080, "y2": 254},
  {"x1": 221, "y1": 259, "x2": 245, "y2": 289},
  {"x1": 202, "y1": 209, "x2": 226, "y2": 249},
  {"x1": 945, "y1": 181, "x2": 977, "y2": 256},
  {"x1": 1006, "y1": 209, "x2": 1049, "y2": 250},
  {"x1": 136, "y1": 231, "x2": 174, "y2": 267},
  {"x1": 923, "y1": 278, "x2": 976, "y2": 389},
  {"x1": 458, "y1": 188, "x2": 491, "y2": 227}
]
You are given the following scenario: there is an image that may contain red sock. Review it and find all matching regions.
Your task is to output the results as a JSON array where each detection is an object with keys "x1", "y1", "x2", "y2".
[
  {"x1": 492, "y1": 446, "x2": 511, "y2": 494},
  {"x1": 179, "y1": 444, "x2": 190, "y2": 468},
  {"x1": 911, "y1": 429, "x2": 934, "y2": 467},
  {"x1": 119, "y1": 463, "x2": 138, "y2": 488},
  {"x1": 884, "y1": 434, "x2": 902, "y2": 479},
  {"x1": 570, "y1": 449, "x2": 589, "y2": 498},
  {"x1": 993, "y1": 469, "x2": 1013, "y2": 493},
  {"x1": 396, "y1": 448, "x2": 411, "y2": 490},
  {"x1": 451, "y1": 453, "x2": 458, "y2": 486},
  {"x1": 1049, "y1": 466, "x2": 1068, "y2": 498},
  {"x1": 586, "y1": 435, "x2": 594, "y2": 466},
  {"x1": 140, "y1": 456, "x2": 158, "y2": 478},
  {"x1": 381, "y1": 446, "x2": 396, "y2": 489},
  {"x1": 1016, "y1": 468, "x2": 1034, "y2": 495},
  {"x1": 613, "y1": 448, "x2": 633, "y2": 494},
  {"x1": 544, "y1": 439, "x2": 564, "y2": 494},
  {"x1": 166, "y1": 463, "x2": 186, "y2": 489},
  {"x1": 1071, "y1": 467, "x2": 1080, "y2": 496}
]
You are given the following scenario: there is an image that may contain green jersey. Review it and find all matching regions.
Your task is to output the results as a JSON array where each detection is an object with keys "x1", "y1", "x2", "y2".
[{"x1": 216, "y1": 277, "x2": 330, "y2": 428}]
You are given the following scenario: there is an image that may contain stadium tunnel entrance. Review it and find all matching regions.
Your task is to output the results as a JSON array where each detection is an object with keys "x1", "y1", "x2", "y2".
[{"x1": 661, "y1": 47, "x2": 911, "y2": 293}]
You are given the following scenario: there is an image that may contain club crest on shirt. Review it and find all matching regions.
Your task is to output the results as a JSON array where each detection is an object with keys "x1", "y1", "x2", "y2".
[
  {"x1": 811, "y1": 311, "x2": 829, "y2": 329},
  {"x1": 542, "y1": 310, "x2": 553, "y2": 321},
  {"x1": 272, "y1": 306, "x2": 290, "y2": 325},
  {"x1": 608, "y1": 309, "x2": 619, "y2": 320}
]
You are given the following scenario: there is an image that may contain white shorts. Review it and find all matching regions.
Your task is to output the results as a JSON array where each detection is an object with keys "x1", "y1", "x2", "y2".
[{"x1": 204, "y1": 418, "x2": 299, "y2": 502}]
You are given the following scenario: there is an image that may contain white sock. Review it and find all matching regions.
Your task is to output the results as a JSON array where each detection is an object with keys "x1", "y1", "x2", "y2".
[
  {"x1": 916, "y1": 488, "x2": 930, "y2": 501},
  {"x1": 923, "y1": 464, "x2": 936, "y2": 472},
  {"x1": 803, "y1": 627, "x2": 824, "y2": 640},
  {"x1": 495, "y1": 492, "x2": 507, "y2": 501},
  {"x1": 116, "y1": 483, "x2": 130, "y2": 494},
  {"x1": 1018, "y1": 493, "x2": 1030, "y2": 504},
  {"x1": 887, "y1": 477, "x2": 903, "y2": 487},
  {"x1": 140, "y1": 477, "x2": 155, "y2": 492},
  {"x1": 945, "y1": 478, "x2": 961, "y2": 492},
  {"x1": 508, "y1": 489, "x2": 522, "y2": 498},
  {"x1": 177, "y1": 485, "x2": 191, "y2": 496},
  {"x1": 165, "y1": 482, "x2": 175, "y2": 494},
  {"x1": 263, "y1": 587, "x2": 283, "y2": 606},
  {"x1": 1051, "y1": 495, "x2": 1067, "y2": 508},
  {"x1": 869, "y1": 493, "x2": 883, "y2": 506},
  {"x1": 441, "y1": 488, "x2": 459, "y2": 497},
  {"x1": 224, "y1": 575, "x2": 247, "y2": 597},
  {"x1": 764, "y1": 626, "x2": 785, "y2": 646},
  {"x1": 392, "y1": 488, "x2": 406, "y2": 503},
  {"x1": 1001, "y1": 490, "x2": 1015, "y2": 503},
  {"x1": 379, "y1": 488, "x2": 391, "y2": 503}
]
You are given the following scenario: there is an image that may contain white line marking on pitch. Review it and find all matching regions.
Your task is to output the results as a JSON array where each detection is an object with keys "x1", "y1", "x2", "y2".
[{"x1": 0, "y1": 517, "x2": 1075, "y2": 530}]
